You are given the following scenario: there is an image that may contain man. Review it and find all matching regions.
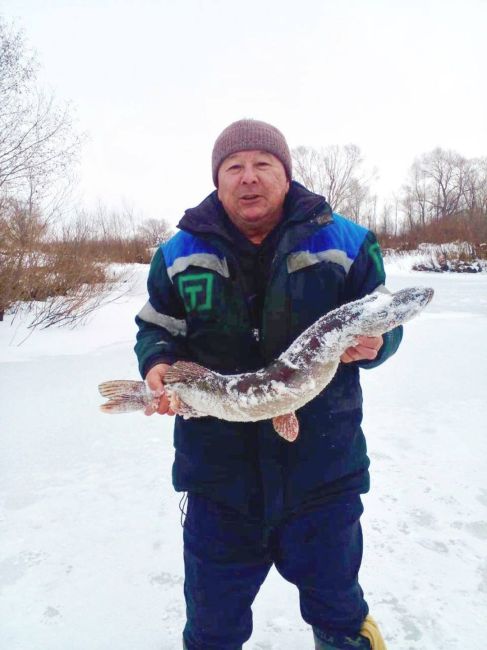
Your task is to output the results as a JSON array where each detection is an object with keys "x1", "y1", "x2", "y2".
[{"x1": 135, "y1": 119, "x2": 402, "y2": 650}]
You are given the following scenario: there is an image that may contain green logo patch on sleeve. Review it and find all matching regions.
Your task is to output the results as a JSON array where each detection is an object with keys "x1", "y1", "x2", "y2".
[{"x1": 368, "y1": 241, "x2": 385, "y2": 276}]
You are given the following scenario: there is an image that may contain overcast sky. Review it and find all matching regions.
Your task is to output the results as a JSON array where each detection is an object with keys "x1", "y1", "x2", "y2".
[{"x1": 2, "y1": 0, "x2": 486, "y2": 226}]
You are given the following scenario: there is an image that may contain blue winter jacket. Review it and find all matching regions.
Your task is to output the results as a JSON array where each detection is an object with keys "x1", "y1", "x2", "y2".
[{"x1": 134, "y1": 182, "x2": 402, "y2": 524}]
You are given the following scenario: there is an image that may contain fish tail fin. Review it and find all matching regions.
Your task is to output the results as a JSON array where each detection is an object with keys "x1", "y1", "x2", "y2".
[
  {"x1": 98, "y1": 380, "x2": 143, "y2": 398},
  {"x1": 99, "y1": 399, "x2": 141, "y2": 414},
  {"x1": 272, "y1": 412, "x2": 299, "y2": 442},
  {"x1": 164, "y1": 361, "x2": 213, "y2": 385},
  {"x1": 98, "y1": 380, "x2": 147, "y2": 414}
]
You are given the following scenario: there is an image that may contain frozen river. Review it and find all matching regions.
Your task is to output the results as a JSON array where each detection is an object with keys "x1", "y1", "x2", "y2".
[{"x1": 1, "y1": 265, "x2": 486, "y2": 649}]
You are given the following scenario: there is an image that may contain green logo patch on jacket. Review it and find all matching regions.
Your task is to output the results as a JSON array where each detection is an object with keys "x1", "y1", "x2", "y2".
[{"x1": 178, "y1": 273, "x2": 214, "y2": 312}]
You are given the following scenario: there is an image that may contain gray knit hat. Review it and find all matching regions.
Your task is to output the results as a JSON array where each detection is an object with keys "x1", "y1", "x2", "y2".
[{"x1": 211, "y1": 119, "x2": 292, "y2": 186}]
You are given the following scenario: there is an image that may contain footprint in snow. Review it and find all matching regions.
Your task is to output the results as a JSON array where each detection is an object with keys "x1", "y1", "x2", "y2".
[
  {"x1": 451, "y1": 520, "x2": 487, "y2": 540},
  {"x1": 409, "y1": 508, "x2": 437, "y2": 528}
]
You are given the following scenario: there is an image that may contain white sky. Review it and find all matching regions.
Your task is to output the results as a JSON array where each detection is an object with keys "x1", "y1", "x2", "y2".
[{"x1": 2, "y1": 0, "x2": 487, "y2": 226}]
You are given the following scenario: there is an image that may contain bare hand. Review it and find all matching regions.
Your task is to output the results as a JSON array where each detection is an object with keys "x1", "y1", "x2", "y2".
[
  {"x1": 340, "y1": 335, "x2": 383, "y2": 364},
  {"x1": 144, "y1": 363, "x2": 175, "y2": 416}
]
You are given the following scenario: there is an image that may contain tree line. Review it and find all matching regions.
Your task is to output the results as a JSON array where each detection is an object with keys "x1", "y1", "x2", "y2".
[{"x1": 291, "y1": 145, "x2": 487, "y2": 248}]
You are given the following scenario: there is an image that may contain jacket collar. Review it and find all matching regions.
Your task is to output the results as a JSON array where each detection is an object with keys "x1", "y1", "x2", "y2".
[{"x1": 177, "y1": 181, "x2": 333, "y2": 243}]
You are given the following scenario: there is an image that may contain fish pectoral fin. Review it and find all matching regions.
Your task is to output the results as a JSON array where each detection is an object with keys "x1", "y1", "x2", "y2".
[
  {"x1": 169, "y1": 393, "x2": 201, "y2": 419},
  {"x1": 164, "y1": 361, "x2": 213, "y2": 385},
  {"x1": 272, "y1": 412, "x2": 299, "y2": 442}
]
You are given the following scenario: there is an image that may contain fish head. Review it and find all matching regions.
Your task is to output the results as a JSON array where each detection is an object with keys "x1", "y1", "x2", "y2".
[
  {"x1": 389, "y1": 286, "x2": 434, "y2": 316},
  {"x1": 351, "y1": 286, "x2": 434, "y2": 337}
]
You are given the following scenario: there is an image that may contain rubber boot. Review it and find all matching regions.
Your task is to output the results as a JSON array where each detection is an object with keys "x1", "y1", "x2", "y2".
[
  {"x1": 313, "y1": 628, "x2": 371, "y2": 649},
  {"x1": 313, "y1": 615, "x2": 387, "y2": 649},
  {"x1": 358, "y1": 615, "x2": 387, "y2": 650}
]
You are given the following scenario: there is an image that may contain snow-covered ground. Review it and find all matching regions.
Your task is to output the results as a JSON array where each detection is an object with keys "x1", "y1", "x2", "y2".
[{"x1": 1, "y1": 261, "x2": 486, "y2": 650}]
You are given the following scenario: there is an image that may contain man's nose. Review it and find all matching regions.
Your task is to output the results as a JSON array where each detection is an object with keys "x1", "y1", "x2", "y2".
[{"x1": 241, "y1": 164, "x2": 258, "y2": 183}]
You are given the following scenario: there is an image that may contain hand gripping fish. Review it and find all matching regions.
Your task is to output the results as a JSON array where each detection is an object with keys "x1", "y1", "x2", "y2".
[{"x1": 99, "y1": 286, "x2": 433, "y2": 442}]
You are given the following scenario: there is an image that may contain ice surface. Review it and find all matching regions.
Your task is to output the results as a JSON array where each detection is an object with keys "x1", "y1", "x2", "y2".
[{"x1": 1, "y1": 261, "x2": 486, "y2": 649}]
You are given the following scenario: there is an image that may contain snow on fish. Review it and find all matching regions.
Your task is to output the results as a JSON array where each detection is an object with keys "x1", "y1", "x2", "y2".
[{"x1": 99, "y1": 286, "x2": 434, "y2": 442}]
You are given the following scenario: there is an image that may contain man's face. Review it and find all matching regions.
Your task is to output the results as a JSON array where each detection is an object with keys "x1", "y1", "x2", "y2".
[{"x1": 217, "y1": 150, "x2": 290, "y2": 242}]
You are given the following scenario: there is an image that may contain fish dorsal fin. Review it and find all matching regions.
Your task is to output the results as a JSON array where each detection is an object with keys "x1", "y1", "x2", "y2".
[
  {"x1": 272, "y1": 412, "x2": 299, "y2": 442},
  {"x1": 164, "y1": 361, "x2": 213, "y2": 385}
]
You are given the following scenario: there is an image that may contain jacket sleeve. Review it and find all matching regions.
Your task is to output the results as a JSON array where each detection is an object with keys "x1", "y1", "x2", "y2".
[
  {"x1": 134, "y1": 246, "x2": 189, "y2": 378},
  {"x1": 345, "y1": 231, "x2": 403, "y2": 369}
]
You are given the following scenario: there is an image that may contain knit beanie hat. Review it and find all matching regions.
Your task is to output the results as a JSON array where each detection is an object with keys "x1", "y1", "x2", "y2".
[{"x1": 211, "y1": 119, "x2": 292, "y2": 186}]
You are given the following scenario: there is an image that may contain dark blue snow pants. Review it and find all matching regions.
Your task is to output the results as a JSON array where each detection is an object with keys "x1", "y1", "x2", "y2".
[{"x1": 182, "y1": 492, "x2": 370, "y2": 650}]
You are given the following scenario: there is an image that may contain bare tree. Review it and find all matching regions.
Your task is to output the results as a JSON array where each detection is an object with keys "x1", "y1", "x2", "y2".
[
  {"x1": 377, "y1": 202, "x2": 393, "y2": 238},
  {"x1": 0, "y1": 18, "x2": 83, "y2": 321},
  {"x1": 402, "y1": 162, "x2": 429, "y2": 228},
  {"x1": 424, "y1": 148, "x2": 467, "y2": 221},
  {"x1": 137, "y1": 217, "x2": 172, "y2": 248},
  {"x1": 323, "y1": 144, "x2": 363, "y2": 211},
  {"x1": 461, "y1": 156, "x2": 487, "y2": 214},
  {"x1": 0, "y1": 18, "x2": 81, "y2": 208},
  {"x1": 343, "y1": 178, "x2": 377, "y2": 229},
  {"x1": 291, "y1": 143, "x2": 375, "y2": 224},
  {"x1": 477, "y1": 159, "x2": 487, "y2": 216},
  {"x1": 403, "y1": 148, "x2": 468, "y2": 225},
  {"x1": 401, "y1": 148, "x2": 487, "y2": 233},
  {"x1": 291, "y1": 146, "x2": 328, "y2": 196}
]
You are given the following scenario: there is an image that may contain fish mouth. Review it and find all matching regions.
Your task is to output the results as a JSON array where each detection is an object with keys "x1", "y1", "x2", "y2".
[
  {"x1": 422, "y1": 287, "x2": 434, "y2": 305},
  {"x1": 406, "y1": 286, "x2": 434, "y2": 308}
]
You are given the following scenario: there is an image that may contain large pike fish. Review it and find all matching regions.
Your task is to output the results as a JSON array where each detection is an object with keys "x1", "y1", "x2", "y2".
[{"x1": 99, "y1": 286, "x2": 433, "y2": 442}]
